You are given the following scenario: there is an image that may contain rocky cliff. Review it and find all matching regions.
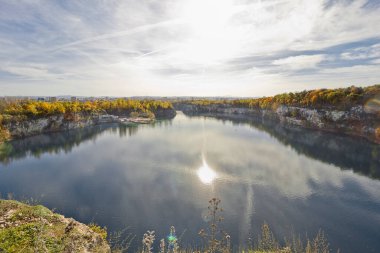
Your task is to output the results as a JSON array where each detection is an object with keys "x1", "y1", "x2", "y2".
[
  {"x1": 4, "y1": 114, "x2": 112, "y2": 139},
  {"x1": 1, "y1": 108, "x2": 176, "y2": 141},
  {"x1": 176, "y1": 103, "x2": 380, "y2": 143}
]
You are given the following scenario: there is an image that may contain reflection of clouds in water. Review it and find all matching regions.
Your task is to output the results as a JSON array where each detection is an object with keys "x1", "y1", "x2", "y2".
[
  {"x1": 5, "y1": 113, "x2": 377, "y2": 206},
  {"x1": 99, "y1": 113, "x2": 378, "y2": 202},
  {"x1": 121, "y1": 114, "x2": 346, "y2": 199}
]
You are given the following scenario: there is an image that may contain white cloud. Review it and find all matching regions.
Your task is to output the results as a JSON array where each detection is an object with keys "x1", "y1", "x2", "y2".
[
  {"x1": 320, "y1": 64, "x2": 380, "y2": 75},
  {"x1": 341, "y1": 43, "x2": 380, "y2": 60},
  {"x1": 272, "y1": 54, "x2": 326, "y2": 70},
  {"x1": 0, "y1": 64, "x2": 55, "y2": 80}
]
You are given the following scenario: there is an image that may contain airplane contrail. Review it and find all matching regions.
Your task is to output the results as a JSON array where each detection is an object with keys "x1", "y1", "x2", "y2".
[
  {"x1": 10, "y1": 18, "x2": 184, "y2": 62},
  {"x1": 49, "y1": 19, "x2": 184, "y2": 53}
]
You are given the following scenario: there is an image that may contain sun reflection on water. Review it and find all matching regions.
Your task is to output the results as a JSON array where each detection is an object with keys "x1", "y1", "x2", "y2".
[{"x1": 197, "y1": 158, "x2": 217, "y2": 184}]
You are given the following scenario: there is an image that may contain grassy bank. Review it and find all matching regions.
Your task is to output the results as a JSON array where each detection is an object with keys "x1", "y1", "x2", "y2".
[{"x1": 0, "y1": 199, "x2": 110, "y2": 252}]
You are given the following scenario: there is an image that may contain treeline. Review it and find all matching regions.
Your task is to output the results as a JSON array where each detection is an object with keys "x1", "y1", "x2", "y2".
[
  {"x1": 186, "y1": 85, "x2": 380, "y2": 110},
  {"x1": 0, "y1": 99, "x2": 173, "y2": 121},
  {"x1": 0, "y1": 99, "x2": 173, "y2": 143}
]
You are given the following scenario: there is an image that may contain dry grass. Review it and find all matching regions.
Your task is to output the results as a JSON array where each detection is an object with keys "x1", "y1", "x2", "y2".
[{"x1": 136, "y1": 198, "x2": 333, "y2": 253}]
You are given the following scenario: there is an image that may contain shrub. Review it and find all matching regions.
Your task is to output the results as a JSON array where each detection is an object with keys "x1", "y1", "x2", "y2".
[
  {"x1": 88, "y1": 223, "x2": 108, "y2": 240},
  {"x1": 375, "y1": 127, "x2": 380, "y2": 139},
  {"x1": 258, "y1": 222, "x2": 278, "y2": 251},
  {"x1": 0, "y1": 126, "x2": 10, "y2": 143}
]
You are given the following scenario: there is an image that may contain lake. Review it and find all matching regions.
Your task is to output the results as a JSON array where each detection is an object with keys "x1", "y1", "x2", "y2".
[{"x1": 0, "y1": 112, "x2": 379, "y2": 252}]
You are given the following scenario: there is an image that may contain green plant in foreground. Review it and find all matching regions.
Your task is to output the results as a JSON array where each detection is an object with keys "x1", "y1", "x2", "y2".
[
  {"x1": 109, "y1": 227, "x2": 135, "y2": 253},
  {"x1": 88, "y1": 223, "x2": 107, "y2": 240},
  {"x1": 167, "y1": 226, "x2": 179, "y2": 253},
  {"x1": 258, "y1": 222, "x2": 279, "y2": 252},
  {"x1": 0, "y1": 200, "x2": 110, "y2": 253},
  {"x1": 199, "y1": 198, "x2": 231, "y2": 253},
  {"x1": 142, "y1": 230, "x2": 155, "y2": 253}
]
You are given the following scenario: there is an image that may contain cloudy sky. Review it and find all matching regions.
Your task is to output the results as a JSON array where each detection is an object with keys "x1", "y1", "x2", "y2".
[{"x1": 0, "y1": 0, "x2": 380, "y2": 97}]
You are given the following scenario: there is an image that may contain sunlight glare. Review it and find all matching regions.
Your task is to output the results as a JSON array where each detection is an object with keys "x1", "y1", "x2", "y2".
[
  {"x1": 179, "y1": 0, "x2": 239, "y2": 63},
  {"x1": 183, "y1": 0, "x2": 233, "y2": 32},
  {"x1": 197, "y1": 159, "x2": 217, "y2": 184}
]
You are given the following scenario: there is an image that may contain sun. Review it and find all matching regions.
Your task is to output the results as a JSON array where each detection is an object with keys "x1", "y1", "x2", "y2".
[
  {"x1": 178, "y1": 0, "x2": 240, "y2": 64},
  {"x1": 182, "y1": 0, "x2": 234, "y2": 32}
]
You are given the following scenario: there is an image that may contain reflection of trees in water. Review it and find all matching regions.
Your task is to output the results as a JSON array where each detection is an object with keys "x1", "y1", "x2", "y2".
[
  {"x1": 0, "y1": 125, "x2": 112, "y2": 164},
  {"x1": 206, "y1": 114, "x2": 380, "y2": 180},
  {"x1": 118, "y1": 125, "x2": 138, "y2": 137},
  {"x1": 118, "y1": 120, "x2": 173, "y2": 138},
  {"x1": 0, "y1": 120, "x2": 173, "y2": 165}
]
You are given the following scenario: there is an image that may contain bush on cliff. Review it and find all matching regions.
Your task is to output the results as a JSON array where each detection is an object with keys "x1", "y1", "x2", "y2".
[{"x1": 0, "y1": 115, "x2": 10, "y2": 143}]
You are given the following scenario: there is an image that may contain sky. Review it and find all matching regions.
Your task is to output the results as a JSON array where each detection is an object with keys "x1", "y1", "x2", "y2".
[{"x1": 0, "y1": 0, "x2": 380, "y2": 97}]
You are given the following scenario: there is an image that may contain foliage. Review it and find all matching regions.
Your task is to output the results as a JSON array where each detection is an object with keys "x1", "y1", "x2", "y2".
[
  {"x1": 167, "y1": 226, "x2": 179, "y2": 253},
  {"x1": 198, "y1": 198, "x2": 231, "y2": 253},
  {"x1": 142, "y1": 230, "x2": 155, "y2": 253},
  {"x1": 0, "y1": 200, "x2": 64, "y2": 253},
  {"x1": 0, "y1": 200, "x2": 110, "y2": 253},
  {"x1": 258, "y1": 222, "x2": 278, "y2": 251},
  {"x1": 0, "y1": 99, "x2": 173, "y2": 142},
  {"x1": 0, "y1": 99, "x2": 173, "y2": 122},
  {"x1": 132, "y1": 198, "x2": 332, "y2": 253},
  {"x1": 88, "y1": 223, "x2": 107, "y2": 240},
  {"x1": 0, "y1": 222, "x2": 53, "y2": 253},
  {"x1": 184, "y1": 85, "x2": 380, "y2": 110},
  {"x1": 305, "y1": 230, "x2": 330, "y2": 253},
  {"x1": 0, "y1": 114, "x2": 10, "y2": 143},
  {"x1": 375, "y1": 127, "x2": 380, "y2": 139},
  {"x1": 108, "y1": 227, "x2": 135, "y2": 253},
  {"x1": 0, "y1": 127, "x2": 10, "y2": 143}
]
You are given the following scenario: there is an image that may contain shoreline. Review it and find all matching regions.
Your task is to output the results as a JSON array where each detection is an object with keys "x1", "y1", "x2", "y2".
[{"x1": 176, "y1": 103, "x2": 380, "y2": 144}]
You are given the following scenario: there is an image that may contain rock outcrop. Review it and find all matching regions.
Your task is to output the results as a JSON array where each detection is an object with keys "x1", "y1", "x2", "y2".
[
  {"x1": 3, "y1": 114, "x2": 113, "y2": 139},
  {"x1": 2, "y1": 108, "x2": 176, "y2": 141},
  {"x1": 176, "y1": 103, "x2": 380, "y2": 143}
]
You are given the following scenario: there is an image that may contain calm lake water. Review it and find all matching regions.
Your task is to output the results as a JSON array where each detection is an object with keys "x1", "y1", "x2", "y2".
[{"x1": 0, "y1": 112, "x2": 379, "y2": 252}]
